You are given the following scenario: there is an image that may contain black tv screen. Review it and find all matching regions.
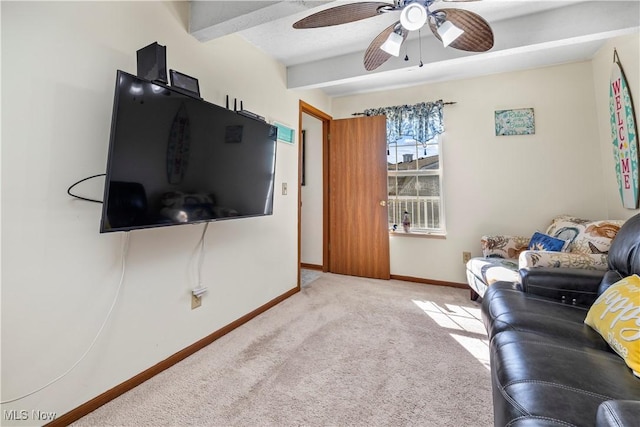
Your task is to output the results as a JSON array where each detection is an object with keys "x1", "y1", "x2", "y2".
[{"x1": 100, "y1": 70, "x2": 277, "y2": 233}]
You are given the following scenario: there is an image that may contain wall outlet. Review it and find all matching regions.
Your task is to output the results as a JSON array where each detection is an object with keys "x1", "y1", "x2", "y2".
[
  {"x1": 191, "y1": 294, "x2": 202, "y2": 310},
  {"x1": 462, "y1": 251, "x2": 472, "y2": 264},
  {"x1": 282, "y1": 182, "x2": 287, "y2": 195}
]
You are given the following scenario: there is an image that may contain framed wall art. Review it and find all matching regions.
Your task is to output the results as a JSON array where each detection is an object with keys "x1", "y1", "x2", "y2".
[{"x1": 495, "y1": 108, "x2": 535, "y2": 136}]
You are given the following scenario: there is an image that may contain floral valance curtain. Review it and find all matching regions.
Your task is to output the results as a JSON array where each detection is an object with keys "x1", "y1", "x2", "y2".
[{"x1": 363, "y1": 100, "x2": 444, "y2": 143}]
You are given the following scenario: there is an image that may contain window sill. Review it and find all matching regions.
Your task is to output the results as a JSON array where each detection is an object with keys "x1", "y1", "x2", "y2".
[{"x1": 389, "y1": 231, "x2": 447, "y2": 239}]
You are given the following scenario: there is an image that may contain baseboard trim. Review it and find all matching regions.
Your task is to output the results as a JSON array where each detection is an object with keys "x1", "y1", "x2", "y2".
[
  {"x1": 301, "y1": 263, "x2": 323, "y2": 271},
  {"x1": 390, "y1": 274, "x2": 467, "y2": 289},
  {"x1": 47, "y1": 286, "x2": 300, "y2": 427}
]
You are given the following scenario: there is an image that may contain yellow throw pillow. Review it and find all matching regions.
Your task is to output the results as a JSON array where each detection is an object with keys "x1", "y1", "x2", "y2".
[{"x1": 585, "y1": 275, "x2": 640, "y2": 377}]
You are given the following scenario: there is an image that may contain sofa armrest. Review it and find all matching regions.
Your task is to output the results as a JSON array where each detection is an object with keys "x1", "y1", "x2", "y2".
[
  {"x1": 519, "y1": 250, "x2": 609, "y2": 270},
  {"x1": 597, "y1": 400, "x2": 640, "y2": 427},
  {"x1": 481, "y1": 235, "x2": 530, "y2": 258},
  {"x1": 519, "y1": 267, "x2": 605, "y2": 307}
]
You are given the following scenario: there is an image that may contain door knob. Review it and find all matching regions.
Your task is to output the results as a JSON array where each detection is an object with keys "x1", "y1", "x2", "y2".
[{"x1": 379, "y1": 200, "x2": 387, "y2": 206}]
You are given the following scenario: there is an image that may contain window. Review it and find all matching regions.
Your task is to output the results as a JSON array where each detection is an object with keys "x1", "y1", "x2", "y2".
[
  {"x1": 364, "y1": 101, "x2": 445, "y2": 234},
  {"x1": 387, "y1": 135, "x2": 444, "y2": 233}
]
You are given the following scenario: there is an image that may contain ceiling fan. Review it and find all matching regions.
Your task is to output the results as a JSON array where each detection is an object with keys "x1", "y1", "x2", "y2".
[{"x1": 293, "y1": 0, "x2": 494, "y2": 71}]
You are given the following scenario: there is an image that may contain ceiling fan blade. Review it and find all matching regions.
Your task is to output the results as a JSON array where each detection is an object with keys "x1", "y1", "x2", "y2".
[
  {"x1": 429, "y1": 8, "x2": 494, "y2": 52},
  {"x1": 293, "y1": 2, "x2": 392, "y2": 29},
  {"x1": 363, "y1": 21, "x2": 408, "y2": 71}
]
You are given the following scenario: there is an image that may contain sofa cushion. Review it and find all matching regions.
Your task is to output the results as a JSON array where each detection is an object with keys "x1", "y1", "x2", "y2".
[
  {"x1": 482, "y1": 282, "x2": 610, "y2": 351},
  {"x1": 606, "y1": 213, "x2": 640, "y2": 280},
  {"x1": 596, "y1": 400, "x2": 640, "y2": 427},
  {"x1": 585, "y1": 274, "x2": 640, "y2": 377},
  {"x1": 490, "y1": 330, "x2": 640, "y2": 427},
  {"x1": 519, "y1": 250, "x2": 610, "y2": 270},
  {"x1": 545, "y1": 216, "x2": 624, "y2": 255},
  {"x1": 481, "y1": 235, "x2": 530, "y2": 259},
  {"x1": 598, "y1": 213, "x2": 640, "y2": 296}
]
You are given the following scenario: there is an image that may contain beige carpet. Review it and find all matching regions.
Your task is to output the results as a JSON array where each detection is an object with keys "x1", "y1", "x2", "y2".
[
  {"x1": 73, "y1": 273, "x2": 493, "y2": 426},
  {"x1": 301, "y1": 268, "x2": 322, "y2": 287}
]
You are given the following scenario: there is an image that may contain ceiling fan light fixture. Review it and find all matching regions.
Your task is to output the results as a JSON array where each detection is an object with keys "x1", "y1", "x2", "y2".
[
  {"x1": 400, "y1": 3, "x2": 427, "y2": 31},
  {"x1": 437, "y1": 20, "x2": 464, "y2": 47},
  {"x1": 380, "y1": 31, "x2": 404, "y2": 57}
]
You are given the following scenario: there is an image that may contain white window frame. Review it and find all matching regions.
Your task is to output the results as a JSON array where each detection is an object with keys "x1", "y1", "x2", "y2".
[{"x1": 387, "y1": 134, "x2": 446, "y2": 235}]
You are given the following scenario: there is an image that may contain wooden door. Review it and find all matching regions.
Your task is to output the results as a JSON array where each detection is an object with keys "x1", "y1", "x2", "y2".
[{"x1": 329, "y1": 115, "x2": 390, "y2": 279}]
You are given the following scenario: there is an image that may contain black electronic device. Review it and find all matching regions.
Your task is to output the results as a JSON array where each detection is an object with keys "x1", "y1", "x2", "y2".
[
  {"x1": 100, "y1": 70, "x2": 278, "y2": 233},
  {"x1": 238, "y1": 110, "x2": 266, "y2": 122},
  {"x1": 169, "y1": 69, "x2": 200, "y2": 97},
  {"x1": 136, "y1": 42, "x2": 167, "y2": 83}
]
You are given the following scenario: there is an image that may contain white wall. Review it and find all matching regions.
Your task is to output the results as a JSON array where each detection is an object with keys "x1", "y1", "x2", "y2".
[
  {"x1": 332, "y1": 61, "x2": 615, "y2": 284},
  {"x1": 301, "y1": 114, "x2": 324, "y2": 266},
  {"x1": 591, "y1": 33, "x2": 640, "y2": 220},
  {"x1": 1, "y1": 1, "x2": 330, "y2": 423}
]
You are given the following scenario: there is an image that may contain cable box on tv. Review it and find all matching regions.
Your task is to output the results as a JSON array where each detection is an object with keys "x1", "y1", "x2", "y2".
[{"x1": 238, "y1": 109, "x2": 265, "y2": 122}]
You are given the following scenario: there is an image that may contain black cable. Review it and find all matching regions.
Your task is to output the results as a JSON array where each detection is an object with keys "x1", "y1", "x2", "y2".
[{"x1": 67, "y1": 174, "x2": 105, "y2": 204}]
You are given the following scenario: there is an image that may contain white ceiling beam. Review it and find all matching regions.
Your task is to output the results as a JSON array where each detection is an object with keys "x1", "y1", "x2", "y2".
[{"x1": 190, "y1": 0, "x2": 332, "y2": 42}]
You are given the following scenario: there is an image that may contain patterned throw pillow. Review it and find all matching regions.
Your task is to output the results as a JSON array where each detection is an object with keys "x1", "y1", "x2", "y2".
[
  {"x1": 527, "y1": 232, "x2": 566, "y2": 252},
  {"x1": 580, "y1": 220, "x2": 625, "y2": 254},
  {"x1": 585, "y1": 275, "x2": 640, "y2": 377},
  {"x1": 481, "y1": 235, "x2": 530, "y2": 259},
  {"x1": 545, "y1": 216, "x2": 624, "y2": 255}
]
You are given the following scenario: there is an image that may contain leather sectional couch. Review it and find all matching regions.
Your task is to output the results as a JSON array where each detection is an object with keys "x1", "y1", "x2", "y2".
[{"x1": 481, "y1": 213, "x2": 640, "y2": 426}]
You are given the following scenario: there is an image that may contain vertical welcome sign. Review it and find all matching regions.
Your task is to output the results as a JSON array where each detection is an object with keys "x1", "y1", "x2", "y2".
[{"x1": 610, "y1": 50, "x2": 639, "y2": 209}]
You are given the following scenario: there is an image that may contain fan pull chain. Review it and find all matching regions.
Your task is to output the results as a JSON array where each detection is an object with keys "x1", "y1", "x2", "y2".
[
  {"x1": 404, "y1": 38, "x2": 409, "y2": 61},
  {"x1": 419, "y1": 29, "x2": 424, "y2": 67}
]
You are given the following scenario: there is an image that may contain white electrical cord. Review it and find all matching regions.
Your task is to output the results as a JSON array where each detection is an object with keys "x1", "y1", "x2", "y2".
[
  {"x1": 1, "y1": 232, "x2": 131, "y2": 404},
  {"x1": 196, "y1": 222, "x2": 209, "y2": 287}
]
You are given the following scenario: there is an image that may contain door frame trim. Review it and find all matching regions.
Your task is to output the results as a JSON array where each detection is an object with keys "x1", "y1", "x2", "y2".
[{"x1": 298, "y1": 101, "x2": 332, "y2": 287}]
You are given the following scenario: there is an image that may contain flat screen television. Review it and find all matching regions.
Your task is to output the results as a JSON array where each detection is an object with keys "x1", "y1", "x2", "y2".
[{"x1": 100, "y1": 70, "x2": 278, "y2": 233}]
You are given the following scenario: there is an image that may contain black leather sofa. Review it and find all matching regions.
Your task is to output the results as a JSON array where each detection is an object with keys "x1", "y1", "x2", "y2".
[{"x1": 481, "y1": 212, "x2": 640, "y2": 426}]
